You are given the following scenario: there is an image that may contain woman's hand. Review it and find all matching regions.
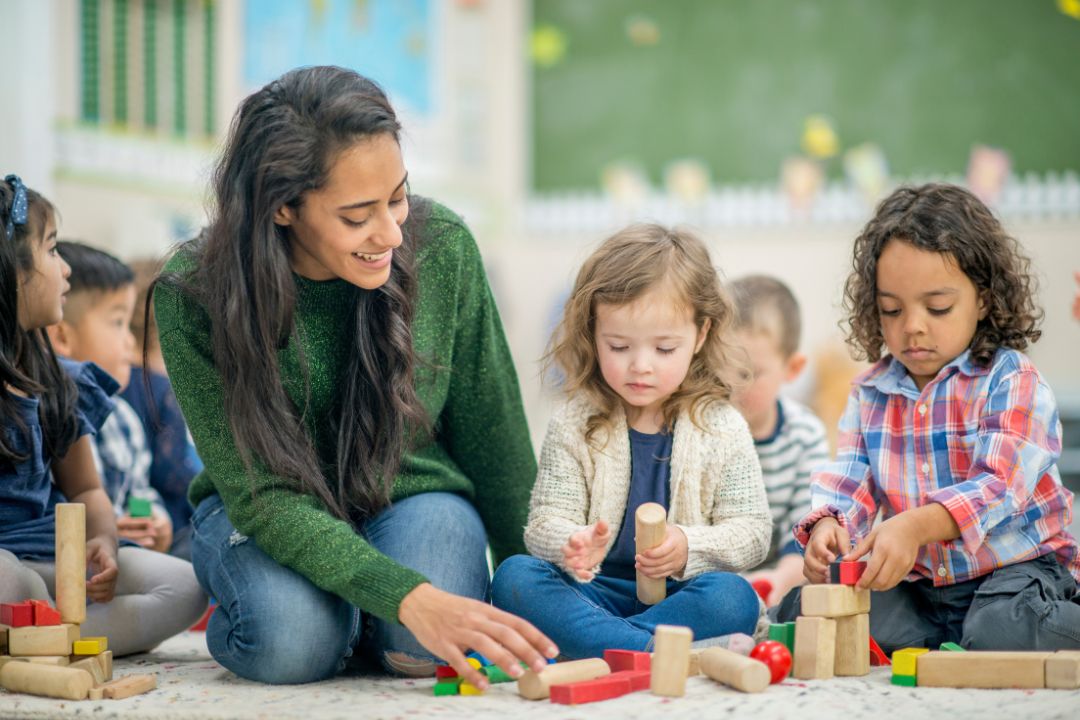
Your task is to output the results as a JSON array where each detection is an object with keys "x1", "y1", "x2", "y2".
[
  {"x1": 636, "y1": 525, "x2": 688, "y2": 579},
  {"x1": 398, "y1": 583, "x2": 558, "y2": 690},
  {"x1": 561, "y1": 520, "x2": 612, "y2": 581},
  {"x1": 803, "y1": 517, "x2": 850, "y2": 584},
  {"x1": 85, "y1": 535, "x2": 119, "y2": 603}
]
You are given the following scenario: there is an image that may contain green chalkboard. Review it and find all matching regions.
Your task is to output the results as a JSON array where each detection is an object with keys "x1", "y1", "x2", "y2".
[{"x1": 531, "y1": 0, "x2": 1080, "y2": 192}]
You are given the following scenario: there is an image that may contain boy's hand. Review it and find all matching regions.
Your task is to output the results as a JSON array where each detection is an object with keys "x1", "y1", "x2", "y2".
[
  {"x1": 85, "y1": 535, "x2": 119, "y2": 603},
  {"x1": 803, "y1": 517, "x2": 850, "y2": 583},
  {"x1": 561, "y1": 520, "x2": 612, "y2": 581},
  {"x1": 847, "y1": 514, "x2": 921, "y2": 591},
  {"x1": 117, "y1": 516, "x2": 156, "y2": 548},
  {"x1": 636, "y1": 525, "x2": 688, "y2": 579}
]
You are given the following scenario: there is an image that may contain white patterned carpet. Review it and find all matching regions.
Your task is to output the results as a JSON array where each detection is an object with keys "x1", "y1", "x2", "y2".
[{"x1": 1, "y1": 632, "x2": 1078, "y2": 720}]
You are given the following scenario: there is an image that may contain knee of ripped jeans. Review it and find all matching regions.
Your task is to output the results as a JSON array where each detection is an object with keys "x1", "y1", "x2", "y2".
[{"x1": 383, "y1": 651, "x2": 438, "y2": 678}]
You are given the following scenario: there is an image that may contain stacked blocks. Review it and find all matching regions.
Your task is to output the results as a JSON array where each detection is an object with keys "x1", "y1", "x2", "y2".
[
  {"x1": 793, "y1": 583, "x2": 870, "y2": 679},
  {"x1": 891, "y1": 647, "x2": 928, "y2": 686},
  {"x1": 432, "y1": 653, "x2": 521, "y2": 696},
  {"x1": 0, "y1": 504, "x2": 154, "y2": 702}
]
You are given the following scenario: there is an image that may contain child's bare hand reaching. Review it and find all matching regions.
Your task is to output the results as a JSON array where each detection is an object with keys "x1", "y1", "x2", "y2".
[
  {"x1": 636, "y1": 526, "x2": 688, "y2": 579},
  {"x1": 803, "y1": 517, "x2": 850, "y2": 583},
  {"x1": 562, "y1": 520, "x2": 611, "y2": 581}
]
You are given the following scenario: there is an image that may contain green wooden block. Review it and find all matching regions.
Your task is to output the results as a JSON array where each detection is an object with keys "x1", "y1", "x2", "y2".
[
  {"x1": 767, "y1": 621, "x2": 796, "y2": 654},
  {"x1": 939, "y1": 642, "x2": 965, "y2": 652},
  {"x1": 481, "y1": 665, "x2": 514, "y2": 684},
  {"x1": 433, "y1": 679, "x2": 461, "y2": 696},
  {"x1": 891, "y1": 674, "x2": 917, "y2": 687},
  {"x1": 128, "y1": 497, "x2": 153, "y2": 518}
]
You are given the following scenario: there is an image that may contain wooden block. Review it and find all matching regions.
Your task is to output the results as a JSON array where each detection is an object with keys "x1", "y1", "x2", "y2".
[
  {"x1": 939, "y1": 641, "x2": 964, "y2": 652},
  {"x1": 834, "y1": 613, "x2": 869, "y2": 676},
  {"x1": 891, "y1": 673, "x2": 916, "y2": 686},
  {"x1": 69, "y1": 651, "x2": 112, "y2": 685},
  {"x1": 604, "y1": 648, "x2": 650, "y2": 673},
  {"x1": 635, "y1": 503, "x2": 667, "y2": 605},
  {"x1": 0, "y1": 662, "x2": 92, "y2": 700},
  {"x1": 800, "y1": 584, "x2": 870, "y2": 617},
  {"x1": 100, "y1": 673, "x2": 157, "y2": 699},
  {"x1": 435, "y1": 665, "x2": 458, "y2": 679},
  {"x1": 518, "y1": 658, "x2": 611, "y2": 700},
  {"x1": 25, "y1": 656, "x2": 70, "y2": 666},
  {"x1": 89, "y1": 686, "x2": 104, "y2": 700},
  {"x1": 687, "y1": 649, "x2": 702, "y2": 677},
  {"x1": 767, "y1": 622, "x2": 796, "y2": 654},
  {"x1": 698, "y1": 647, "x2": 770, "y2": 693},
  {"x1": 892, "y1": 648, "x2": 928, "y2": 677},
  {"x1": 28, "y1": 600, "x2": 61, "y2": 626},
  {"x1": 792, "y1": 616, "x2": 836, "y2": 679},
  {"x1": 1046, "y1": 651, "x2": 1080, "y2": 690},
  {"x1": 0, "y1": 656, "x2": 29, "y2": 669},
  {"x1": 550, "y1": 673, "x2": 636, "y2": 705},
  {"x1": 916, "y1": 651, "x2": 1051, "y2": 689},
  {"x1": 432, "y1": 679, "x2": 460, "y2": 696},
  {"x1": 650, "y1": 625, "x2": 693, "y2": 697},
  {"x1": 0, "y1": 602, "x2": 33, "y2": 628},
  {"x1": 828, "y1": 561, "x2": 867, "y2": 585},
  {"x1": 73, "y1": 637, "x2": 108, "y2": 655},
  {"x1": 8, "y1": 623, "x2": 80, "y2": 656},
  {"x1": 480, "y1": 665, "x2": 515, "y2": 684},
  {"x1": 56, "y1": 503, "x2": 87, "y2": 625},
  {"x1": 0, "y1": 624, "x2": 7, "y2": 654},
  {"x1": 459, "y1": 681, "x2": 484, "y2": 695},
  {"x1": 127, "y1": 497, "x2": 153, "y2": 518}
]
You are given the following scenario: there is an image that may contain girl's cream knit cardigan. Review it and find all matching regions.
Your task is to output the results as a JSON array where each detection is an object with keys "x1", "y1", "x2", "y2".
[{"x1": 524, "y1": 394, "x2": 772, "y2": 581}]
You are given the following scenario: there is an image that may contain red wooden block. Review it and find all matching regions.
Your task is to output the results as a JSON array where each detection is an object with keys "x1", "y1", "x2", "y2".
[
  {"x1": 603, "y1": 649, "x2": 651, "y2": 673},
  {"x1": 550, "y1": 674, "x2": 633, "y2": 705},
  {"x1": 0, "y1": 602, "x2": 33, "y2": 627},
  {"x1": 829, "y1": 561, "x2": 867, "y2": 585},
  {"x1": 435, "y1": 665, "x2": 459, "y2": 679},
  {"x1": 29, "y1": 599, "x2": 61, "y2": 626},
  {"x1": 614, "y1": 670, "x2": 651, "y2": 692},
  {"x1": 869, "y1": 635, "x2": 890, "y2": 666},
  {"x1": 189, "y1": 602, "x2": 216, "y2": 631}
]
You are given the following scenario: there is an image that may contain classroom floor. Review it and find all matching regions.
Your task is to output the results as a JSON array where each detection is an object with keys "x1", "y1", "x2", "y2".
[{"x1": 2, "y1": 631, "x2": 1078, "y2": 720}]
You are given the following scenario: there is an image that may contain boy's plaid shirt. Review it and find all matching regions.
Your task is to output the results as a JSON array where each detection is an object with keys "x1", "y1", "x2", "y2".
[{"x1": 794, "y1": 349, "x2": 1079, "y2": 585}]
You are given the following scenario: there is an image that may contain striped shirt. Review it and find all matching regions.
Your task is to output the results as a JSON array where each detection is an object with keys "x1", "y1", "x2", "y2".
[
  {"x1": 756, "y1": 397, "x2": 830, "y2": 561},
  {"x1": 794, "y1": 349, "x2": 1079, "y2": 585},
  {"x1": 92, "y1": 397, "x2": 166, "y2": 519}
]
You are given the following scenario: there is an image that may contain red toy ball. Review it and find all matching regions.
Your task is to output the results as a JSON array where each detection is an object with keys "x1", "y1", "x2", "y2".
[{"x1": 749, "y1": 640, "x2": 792, "y2": 684}]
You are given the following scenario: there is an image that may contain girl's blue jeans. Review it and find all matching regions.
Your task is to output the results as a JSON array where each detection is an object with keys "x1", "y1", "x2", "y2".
[
  {"x1": 190, "y1": 492, "x2": 489, "y2": 684},
  {"x1": 491, "y1": 554, "x2": 761, "y2": 659}
]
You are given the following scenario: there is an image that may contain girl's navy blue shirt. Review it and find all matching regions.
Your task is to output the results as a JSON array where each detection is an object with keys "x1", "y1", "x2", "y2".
[{"x1": 0, "y1": 358, "x2": 116, "y2": 558}]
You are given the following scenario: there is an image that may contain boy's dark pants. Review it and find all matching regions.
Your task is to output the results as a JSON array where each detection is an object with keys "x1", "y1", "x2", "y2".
[{"x1": 772, "y1": 554, "x2": 1080, "y2": 653}]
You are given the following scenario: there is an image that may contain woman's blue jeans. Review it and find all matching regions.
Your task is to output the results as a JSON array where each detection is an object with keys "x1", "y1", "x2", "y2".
[
  {"x1": 190, "y1": 492, "x2": 489, "y2": 684},
  {"x1": 491, "y1": 554, "x2": 760, "y2": 660}
]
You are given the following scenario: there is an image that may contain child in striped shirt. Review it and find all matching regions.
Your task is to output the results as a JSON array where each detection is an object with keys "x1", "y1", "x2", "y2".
[
  {"x1": 775, "y1": 183, "x2": 1079, "y2": 653},
  {"x1": 731, "y1": 276, "x2": 830, "y2": 607}
]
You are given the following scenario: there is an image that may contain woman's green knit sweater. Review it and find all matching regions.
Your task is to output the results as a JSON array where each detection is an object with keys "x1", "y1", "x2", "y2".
[{"x1": 155, "y1": 202, "x2": 536, "y2": 623}]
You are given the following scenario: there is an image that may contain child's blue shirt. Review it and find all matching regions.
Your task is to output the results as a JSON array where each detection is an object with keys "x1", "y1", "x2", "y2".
[{"x1": 0, "y1": 358, "x2": 116, "y2": 558}]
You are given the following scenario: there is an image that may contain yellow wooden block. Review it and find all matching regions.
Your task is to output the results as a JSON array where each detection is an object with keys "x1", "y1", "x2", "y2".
[
  {"x1": 800, "y1": 584, "x2": 870, "y2": 617},
  {"x1": 917, "y1": 651, "x2": 1051, "y2": 689},
  {"x1": 7, "y1": 624, "x2": 80, "y2": 656},
  {"x1": 466, "y1": 657, "x2": 482, "y2": 670},
  {"x1": 892, "y1": 648, "x2": 928, "y2": 676},
  {"x1": 459, "y1": 681, "x2": 484, "y2": 695},
  {"x1": 72, "y1": 637, "x2": 108, "y2": 655}
]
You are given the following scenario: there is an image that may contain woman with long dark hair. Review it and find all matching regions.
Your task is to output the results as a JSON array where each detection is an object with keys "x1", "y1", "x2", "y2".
[{"x1": 154, "y1": 66, "x2": 555, "y2": 687}]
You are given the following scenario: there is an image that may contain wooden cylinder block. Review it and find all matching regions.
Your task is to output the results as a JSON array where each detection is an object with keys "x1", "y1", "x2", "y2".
[
  {"x1": 635, "y1": 502, "x2": 667, "y2": 605},
  {"x1": 517, "y1": 658, "x2": 611, "y2": 700},
  {"x1": 699, "y1": 647, "x2": 770, "y2": 693},
  {"x1": 0, "y1": 661, "x2": 92, "y2": 701}
]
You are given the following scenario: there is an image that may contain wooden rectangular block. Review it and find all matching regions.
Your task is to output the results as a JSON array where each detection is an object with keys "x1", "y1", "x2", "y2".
[
  {"x1": 0, "y1": 656, "x2": 29, "y2": 669},
  {"x1": 7, "y1": 624, "x2": 80, "y2": 656},
  {"x1": 0, "y1": 662, "x2": 92, "y2": 700},
  {"x1": 650, "y1": 625, "x2": 692, "y2": 697},
  {"x1": 793, "y1": 616, "x2": 836, "y2": 679},
  {"x1": 73, "y1": 637, "x2": 108, "y2": 655},
  {"x1": 99, "y1": 673, "x2": 157, "y2": 699},
  {"x1": 767, "y1": 622, "x2": 796, "y2": 654},
  {"x1": 892, "y1": 648, "x2": 929, "y2": 677},
  {"x1": 917, "y1": 651, "x2": 1051, "y2": 689},
  {"x1": 687, "y1": 649, "x2": 702, "y2": 677},
  {"x1": 801, "y1": 584, "x2": 870, "y2": 617},
  {"x1": 834, "y1": 613, "x2": 869, "y2": 676},
  {"x1": 1045, "y1": 651, "x2": 1080, "y2": 690},
  {"x1": 550, "y1": 673, "x2": 635, "y2": 705},
  {"x1": 25, "y1": 656, "x2": 70, "y2": 666},
  {"x1": 0, "y1": 624, "x2": 7, "y2": 654},
  {"x1": 604, "y1": 649, "x2": 651, "y2": 673}
]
